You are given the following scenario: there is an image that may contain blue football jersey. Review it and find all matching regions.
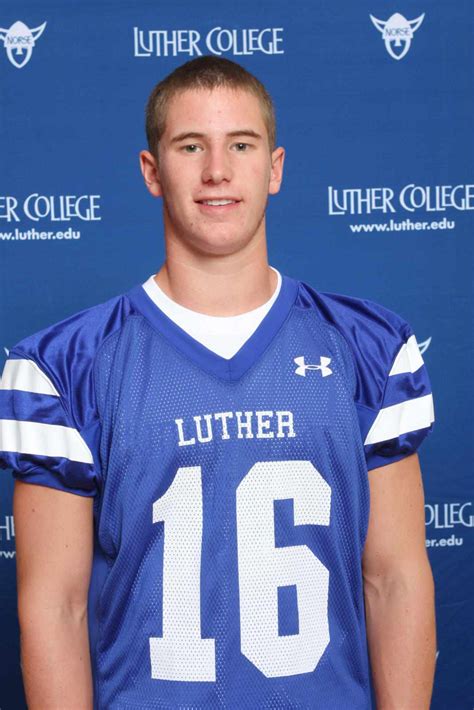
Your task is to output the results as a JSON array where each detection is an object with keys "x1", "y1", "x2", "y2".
[{"x1": 0, "y1": 274, "x2": 434, "y2": 709}]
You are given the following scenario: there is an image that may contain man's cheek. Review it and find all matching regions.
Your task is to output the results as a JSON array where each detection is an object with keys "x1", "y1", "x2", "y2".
[{"x1": 249, "y1": 163, "x2": 271, "y2": 186}]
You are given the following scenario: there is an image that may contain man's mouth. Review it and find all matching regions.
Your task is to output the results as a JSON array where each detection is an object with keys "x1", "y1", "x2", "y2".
[
  {"x1": 196, "y1": 198, "x2": 241, "y2": 206},
  {"x1": 201, "y1": 199, "x2": 236, "y2": 206}
]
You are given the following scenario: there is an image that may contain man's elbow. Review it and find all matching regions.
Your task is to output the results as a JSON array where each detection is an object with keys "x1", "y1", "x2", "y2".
[
  {"x1": 363, "y1": 554, "x2": 435, "y2": 602},
  {"x1": 18, "y1": 586, "x2": 89, "y2": 629}
]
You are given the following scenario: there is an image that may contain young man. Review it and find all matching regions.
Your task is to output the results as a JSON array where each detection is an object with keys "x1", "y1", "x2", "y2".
[{"x1": 1, "y1": 57, "x2": 435, "y2": 709}]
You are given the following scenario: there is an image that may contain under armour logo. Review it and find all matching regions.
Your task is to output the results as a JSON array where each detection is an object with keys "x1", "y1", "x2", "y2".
[{"x1": 294, "y1": 356, "x2": 333, "y2": 378}]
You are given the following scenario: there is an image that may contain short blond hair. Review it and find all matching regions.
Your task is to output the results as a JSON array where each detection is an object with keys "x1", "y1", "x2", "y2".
[{"x1": 145, "y1": 56, "x2": 276, "y2": 156}]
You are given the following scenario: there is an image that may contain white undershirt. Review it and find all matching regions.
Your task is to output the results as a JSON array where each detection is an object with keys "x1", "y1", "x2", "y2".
[{"x1": 142, "y1": 268, "x2": 282, "y2": 359}]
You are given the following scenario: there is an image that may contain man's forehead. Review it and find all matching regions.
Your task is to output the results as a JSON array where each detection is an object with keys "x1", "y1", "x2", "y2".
[{"x1": 164, "y1": 87, "x2": 266, "y2": 130}]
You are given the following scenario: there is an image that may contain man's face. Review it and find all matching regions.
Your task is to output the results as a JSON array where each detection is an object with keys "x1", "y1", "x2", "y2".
[{"x1": 140, "y1": 87, "x2": 284, "y2": 257}]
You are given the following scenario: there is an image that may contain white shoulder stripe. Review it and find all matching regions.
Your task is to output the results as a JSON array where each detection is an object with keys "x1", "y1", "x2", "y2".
[
  {"x1": 0, "y1": 359, "x2": 59, "y2": 396},
  {"x1": 389, "y1": 334, "x2": 424, "y2": 375},
  {"x1": 364, "y1": 394, "x2": 434, "y2": 446},
  {"x1": 0, "y1": 419, "x2": 93, "y2": 464}
]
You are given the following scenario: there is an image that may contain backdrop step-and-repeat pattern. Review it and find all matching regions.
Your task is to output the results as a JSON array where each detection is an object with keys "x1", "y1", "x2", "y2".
[{"x1": 1, "y1": 1, "x2": 473, "y2": 708}]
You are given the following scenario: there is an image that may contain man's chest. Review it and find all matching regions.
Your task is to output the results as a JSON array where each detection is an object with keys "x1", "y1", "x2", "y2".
[{"x1": 96, "y1": 319, "x2": 368, "y2": 549}]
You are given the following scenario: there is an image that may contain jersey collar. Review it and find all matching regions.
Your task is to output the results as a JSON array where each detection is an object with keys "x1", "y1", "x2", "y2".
[{"x1": 127, "y1": 273, "x2": 298, "y2": 381}]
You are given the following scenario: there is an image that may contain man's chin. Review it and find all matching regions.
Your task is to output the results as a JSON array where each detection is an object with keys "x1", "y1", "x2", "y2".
[{"x1": 183, "y1": 230, "x2": 257, "y2": 258}]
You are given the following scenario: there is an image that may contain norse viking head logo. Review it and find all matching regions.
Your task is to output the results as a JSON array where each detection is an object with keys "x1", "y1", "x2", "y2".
[
  {"x1": 0, "y1": 20, "x2": 47, "y2": 68},
  {"x1": 417, "y1": 337, "x2": 432, "y2": 356},
  {"x1": 370, "y1": 12, "x2": 425, "y2": 60}
]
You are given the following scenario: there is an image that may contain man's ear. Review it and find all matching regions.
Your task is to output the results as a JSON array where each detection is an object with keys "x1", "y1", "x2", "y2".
[
  {"x1": 139, "y1": 150, "x2": 162, "y2": 197},
  {"x1": 268, "y1": 146, "x2": 285, "y2": 196}
]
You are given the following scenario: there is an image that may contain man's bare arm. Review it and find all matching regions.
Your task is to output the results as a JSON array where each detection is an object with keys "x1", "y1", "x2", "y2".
[
  {"x1": 362, "y1": 453, "x2": 436, "y2": 710},
  {"x1": 14, "y1": 480, "x2": 94, "y2": 710}
]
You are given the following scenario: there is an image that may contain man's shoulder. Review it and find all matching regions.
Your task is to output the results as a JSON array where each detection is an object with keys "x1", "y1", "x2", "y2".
[
  {"x1": 290, "y1": 276, "x2": 426, "y2": 413},
  {"x1": 5, "y1": 285, "x2": 142, "y2": 402},
  {"x1": 293, "y1": 277, "x2": 414, "y2": 364},
  {"x1": 295, "y1": 278, "x2": 410, "y2": 336},
  {"x1": 10, "y1": 287, "x2": 136, "y2": 364},
  {"x1": 0, "y1": 288, "x2": 141, "y2": 495},
  {"x1": 291, "y1": 277, "x2": 434, "y2": 457}
]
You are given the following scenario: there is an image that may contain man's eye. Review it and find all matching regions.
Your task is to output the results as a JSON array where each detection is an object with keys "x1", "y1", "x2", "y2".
[
  {"x1": 233, "y1": 142, "x2": 250, "y2": 151},
  {"x1": 184, "y1": 144, "x2": 201, "y2": 153}
]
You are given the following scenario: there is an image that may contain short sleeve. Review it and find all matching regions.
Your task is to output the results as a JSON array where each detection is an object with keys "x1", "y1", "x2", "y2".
[
  {"x1": 292, "y1": 283, "x2": 435, "y2": 473},
  {"x1": 356, "y1": 331, "x2": 435, "y2": 471},
  {"x1": 0, "y1": 354, "x2": 98, "y2": 496}
]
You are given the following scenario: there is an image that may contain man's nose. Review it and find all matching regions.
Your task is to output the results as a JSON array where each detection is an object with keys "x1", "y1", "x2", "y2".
[{"x1": 201, "y1": 147, "x2": 233, "y2": 184}]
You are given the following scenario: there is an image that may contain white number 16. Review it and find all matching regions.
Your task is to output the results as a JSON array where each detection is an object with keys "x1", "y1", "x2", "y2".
[{"x1": 150, "y1": 460, "x2": 331, "y2": 681}]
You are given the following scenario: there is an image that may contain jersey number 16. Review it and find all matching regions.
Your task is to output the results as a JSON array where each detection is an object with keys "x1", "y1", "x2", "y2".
[{"x1": 150, "y1": 460, "x2": 331, "y2": 681}]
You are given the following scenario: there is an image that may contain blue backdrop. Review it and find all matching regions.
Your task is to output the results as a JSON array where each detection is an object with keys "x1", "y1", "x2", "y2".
[{"x1": 1, "y1": 1, "x2": 473, "y2": 708}]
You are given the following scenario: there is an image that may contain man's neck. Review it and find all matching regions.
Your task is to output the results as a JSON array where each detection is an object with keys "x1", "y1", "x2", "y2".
[{"x1": 154, "y1": 255, "x2": 277, "y2": 317}]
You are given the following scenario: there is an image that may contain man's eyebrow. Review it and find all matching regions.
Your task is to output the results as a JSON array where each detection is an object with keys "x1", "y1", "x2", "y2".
[
  {"x1": 170, "y1": 129, "x2": 263, "y2": 144},
  {"x1": 170, "y1": 132, "x2": 205, "y2": 144},
  {"x1": 227, "y1": 129, "x2": 263, "y2": 140}
]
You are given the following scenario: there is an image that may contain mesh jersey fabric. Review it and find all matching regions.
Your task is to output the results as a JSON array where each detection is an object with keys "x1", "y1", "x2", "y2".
[{"x1": 0, "y1": 273, "x2": 434, "y2": 709}]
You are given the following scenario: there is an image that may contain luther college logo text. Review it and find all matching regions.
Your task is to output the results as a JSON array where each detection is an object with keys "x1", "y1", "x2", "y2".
[
  {"x1": 0, "y1": 20, "x2": 47, "y2": 68},
  {"x1": 370, "y1": 13, "x2": 424, "y2": 60}
]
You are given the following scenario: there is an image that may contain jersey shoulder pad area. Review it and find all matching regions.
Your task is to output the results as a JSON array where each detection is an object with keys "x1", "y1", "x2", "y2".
[
  {"x1": 0, "y1": 293, "x2": 133, "y2": 495},
  {"x1": 297, "y1": 282, "x2": 435, "y2": 470}
]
